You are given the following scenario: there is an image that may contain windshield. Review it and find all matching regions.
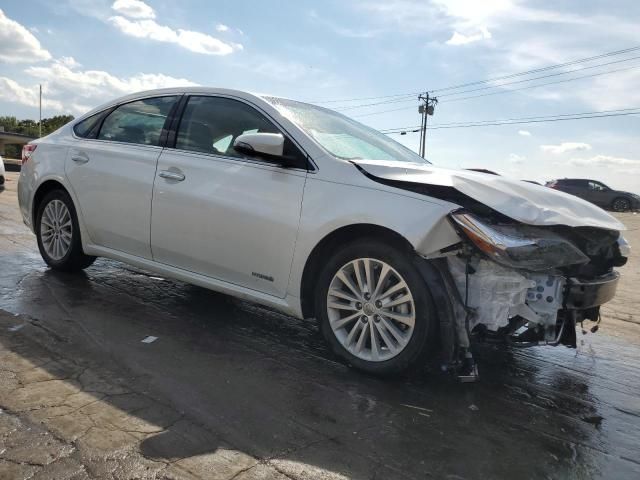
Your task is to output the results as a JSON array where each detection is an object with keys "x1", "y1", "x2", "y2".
[{"x1": 263, "y1": 97, "x2": 430, "y2": 164}]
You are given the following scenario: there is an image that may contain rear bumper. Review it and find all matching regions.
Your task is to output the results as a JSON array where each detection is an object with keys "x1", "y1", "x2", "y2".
[{"x1": 564, "y1": 271, "x2": 620, "y2": 310}]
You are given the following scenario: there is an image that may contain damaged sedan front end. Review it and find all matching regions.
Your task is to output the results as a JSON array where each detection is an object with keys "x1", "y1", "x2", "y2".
[
  {"x1": 448, "y1": 211, "x2": 625, "y2": 344},
  {"x1": 426, "y1": 207, "x2": 628, "y2": 381},
  {"x1": 353, "y1": 160, "x2": 630, "y2": 380}
]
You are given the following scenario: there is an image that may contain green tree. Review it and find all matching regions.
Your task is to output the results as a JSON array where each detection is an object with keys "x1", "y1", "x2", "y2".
[{"x1": 0, "y1": 114, "x2": 74, "y2": 159}]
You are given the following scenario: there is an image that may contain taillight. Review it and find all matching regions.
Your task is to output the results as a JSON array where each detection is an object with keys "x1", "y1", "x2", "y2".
[{"x1": 22, "y1": 144, "x2": 37, "y2": 165}]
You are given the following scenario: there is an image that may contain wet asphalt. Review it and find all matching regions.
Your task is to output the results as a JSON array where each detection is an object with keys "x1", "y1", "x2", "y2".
[{"x1": 1, "y1": 172, "x2": 640, "y2": 480}]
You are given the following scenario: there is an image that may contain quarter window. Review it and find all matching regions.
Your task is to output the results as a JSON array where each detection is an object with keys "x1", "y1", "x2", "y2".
[
  {"x1": 98, "y1": 96, "x2": 178, "y2": 146},
  {"x1": 73, "y1": 111, "x2": 106, "y2": 139},
  {"x1": 175, "y1": 96, "x2": 306, "y2": 167}
]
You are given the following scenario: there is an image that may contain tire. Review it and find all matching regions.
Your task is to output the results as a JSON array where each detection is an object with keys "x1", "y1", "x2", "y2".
[
  {"x1": 35, "y1": 189, "x2": 96, "y2": 271},
  {"x1": 315, "y1": 239, "x2": 436, "y2": 376},
  {"x1": 612, "y1": 197, "x2": 631, "y2": 212}
]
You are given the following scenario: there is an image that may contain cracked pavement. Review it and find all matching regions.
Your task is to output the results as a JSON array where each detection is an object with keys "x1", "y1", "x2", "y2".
[{"x1": 1, "y1": 171, "x2": 640, "y2": 479}]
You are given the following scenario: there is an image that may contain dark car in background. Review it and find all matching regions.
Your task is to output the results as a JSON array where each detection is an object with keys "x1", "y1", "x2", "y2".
[{"x1": 547, "y1": 178, "x2": 640, "y2": 212}]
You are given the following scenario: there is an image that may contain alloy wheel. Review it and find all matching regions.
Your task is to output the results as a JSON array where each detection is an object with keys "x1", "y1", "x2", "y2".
[
  {"x1": 40, "y1": 199, "x2": 73, "y2": 260},
  {"x1": 326, "y1": 258, "x2": 416, "y2": 362},
  {"x1": 613, "y1": 198, "x2": 630, "y2": 212}
]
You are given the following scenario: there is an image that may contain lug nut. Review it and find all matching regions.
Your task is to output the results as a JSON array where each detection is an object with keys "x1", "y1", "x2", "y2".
[
  {"x1": 360, "y1": 315, "x2": 368, "y2": 323},
  {"x1": 375, "y1": 300, "x2": 382, "y2": 308},
  {"x1": 364, "y1": 293, "x2": 371, "y2": 300},
  {"x1": 356, "y1": 302, "x2": 362, "y2": 310},
  {"x1": 374, "y1": 315, "x2": 380, "y2": 323}
]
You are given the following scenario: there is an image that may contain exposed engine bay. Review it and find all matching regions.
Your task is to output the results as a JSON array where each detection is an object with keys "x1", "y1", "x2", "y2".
[{"x1": 435, "y1": 210, "x2": 628, "y2": 381}]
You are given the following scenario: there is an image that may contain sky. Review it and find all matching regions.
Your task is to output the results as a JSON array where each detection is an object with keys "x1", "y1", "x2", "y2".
[{"x1": 1, "y1": 0, "x2": 639, "y2": 192}]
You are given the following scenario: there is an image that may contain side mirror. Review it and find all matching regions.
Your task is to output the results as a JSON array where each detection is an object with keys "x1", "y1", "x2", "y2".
[{"x1": 233, "y1": 132, "x2": 284, "y2": 159}]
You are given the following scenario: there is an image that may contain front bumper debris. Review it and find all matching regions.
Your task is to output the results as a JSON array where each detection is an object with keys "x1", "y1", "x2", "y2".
[{"x1": 564, "y1": 272, "x2": 620, "y2": 310}]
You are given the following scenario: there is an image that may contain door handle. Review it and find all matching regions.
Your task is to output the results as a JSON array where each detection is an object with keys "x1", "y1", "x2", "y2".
[
  {"x1": 71, "y1": 153, "x2": 89, "y2": 164},
  {"x1": 159, "y1": 170, "x2": 185, "y2": 181}
]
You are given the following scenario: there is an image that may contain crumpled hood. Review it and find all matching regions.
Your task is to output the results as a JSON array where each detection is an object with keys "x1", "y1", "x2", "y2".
[{"x1": 354, "y1": 160, "x2": 625, "y2": 231}]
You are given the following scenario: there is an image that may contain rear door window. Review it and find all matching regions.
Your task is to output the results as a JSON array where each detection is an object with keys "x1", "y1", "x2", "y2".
[{"x1": 98, "y1": 96, "x2": 178, "y2": 146}]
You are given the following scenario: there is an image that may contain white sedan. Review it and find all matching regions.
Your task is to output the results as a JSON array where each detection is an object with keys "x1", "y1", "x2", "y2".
[{"x1": 17, "y1": 88, "x2": 629, "y2": 376}]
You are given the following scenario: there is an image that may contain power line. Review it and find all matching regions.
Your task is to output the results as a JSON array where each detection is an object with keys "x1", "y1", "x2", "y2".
[
  {"x1": 352, "y1": 105, "x2": 419, "y2": 118},
  {"x1": 381, "y1": 106, "x2": 640, "y2": 131},
  {"x1": 429, "y1": 44, "x2": 640, "y2": 93},
  {"x1": 335, "y1": 96, "x2": 417, "y2": 111},
  {"x1": 344, "y1": 54, "x2": 640, "y2": 114},
  {"x1": 436, "y1": 53, "x2": 640, "y2": 98},
  {"x1": 352, "y1": 62, "x2": 640, "y2": 117},
  {"x1": 310, "y1": 44, "x2": 640, "y2": 105},
  {"x1": 312, "y1": 92, "x2": 421, "y2": 105},
  {"x1": 439, "y1": 62, "x2": 640, "y2": 103},
  {"x1": 430, "y1": 111, "x2": 640, "y2": 128},
  {"x1": 380, "y1": 108, "x2": 640, "y2": 133}
]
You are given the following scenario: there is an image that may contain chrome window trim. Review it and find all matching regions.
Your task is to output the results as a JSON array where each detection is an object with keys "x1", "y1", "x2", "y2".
[{"x1": 166, "y1": 146, "x2": 309, "y2": 176}]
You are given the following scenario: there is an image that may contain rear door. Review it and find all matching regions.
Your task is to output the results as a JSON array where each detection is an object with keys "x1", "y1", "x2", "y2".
[
  {"x1": 150, "y1": 95, "x2": 308, "y2": 297},
  {"x1": 65, "y1": 95, "x2": 179, "y2": 259},
  {"x1": 558, "y1": 180, "x2": 588, "y2": 199}
]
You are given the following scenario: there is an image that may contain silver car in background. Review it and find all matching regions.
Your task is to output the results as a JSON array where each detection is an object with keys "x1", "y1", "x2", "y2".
[{"x1": 18, "y1": 88, "x2": 629, "y2": 376}]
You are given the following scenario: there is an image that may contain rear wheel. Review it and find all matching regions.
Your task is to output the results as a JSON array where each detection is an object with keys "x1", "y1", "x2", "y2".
[
  {"x1": 612, "y1": 197, "x2": 631, "y2": 212},
  {"x1": 36, "y1": 189, "x2": 96, "y2": 271},
  {"x1": 315, "y1": 240, "x2": 435, "y2": 375}
]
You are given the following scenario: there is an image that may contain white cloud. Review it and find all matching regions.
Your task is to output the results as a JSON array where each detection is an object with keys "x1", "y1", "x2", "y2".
[
  {"x1": 111, "y1": 0, "x2": 155, "y2": 19},
  {"x1": 435, "y1": 0, "x2": 508, "y2": 46},
  {"x1": 309, "y1": 9, "x2": 380, "y2": 38},
  {"x1": 216, "y1": 23, "x2": 229, "y2": 32},
  {"x1": 574, "y1": 68, "x2": 640, "y2": 111},
  {"x1": 518, "y1": 130, "x2": 531, "y2": 136},
  {"x1": 540, "y1": 142, "x2": 592, "y2": 154},
  {"x1": 0, "y1": 9, "x2": 51, "y2": 63},
  {"x1": 446, "y1": 26, "x2": 491, "y2": 46},
  {"x1": 108, "y1": 15, "x2": 241, "y2": 55},
  {"x1": 16, "y1": 57, "x2": 198, "y2": 114},
  {"x1": 433, "y1": 0, "x2": 513, "y2": 25},
  {"x1": 0, "y1": 77, "x2": 63, "y2": 111},
  {"x1": 508, "y1": 153, "x2": 525, "y2": 164},
  {"x1": 59, "y1": 56, "x2": 81, "y2": 68},
  {"x1": 569, "y1": 155, "x2": 640, "y2": 168}
]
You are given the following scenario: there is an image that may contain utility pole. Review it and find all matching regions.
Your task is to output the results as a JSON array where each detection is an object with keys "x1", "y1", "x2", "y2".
[
  {"x1": 39, "y1": 84, "x2": 42, "y2": 137},
  {"x1": 418, "y1": 92, "x2": 437, "y2": 158}
]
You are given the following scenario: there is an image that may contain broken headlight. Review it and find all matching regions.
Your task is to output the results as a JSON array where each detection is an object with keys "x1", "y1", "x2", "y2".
[{"x1": 450, "y1": 211, "x2": 590, "y2": 271}]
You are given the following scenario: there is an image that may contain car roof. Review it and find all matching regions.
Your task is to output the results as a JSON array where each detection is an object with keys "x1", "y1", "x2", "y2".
[
  {"x1": 556, "y1": 178, "x2": 597, "y2": 182},
  {"x1": 74, "y1": 87, "x2": 300, "y2": 123}
]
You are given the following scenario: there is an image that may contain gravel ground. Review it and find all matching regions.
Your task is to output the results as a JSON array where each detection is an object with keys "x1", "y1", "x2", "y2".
[{"x1": 1, "y1": 171, "x2": 640, "y2": 480}]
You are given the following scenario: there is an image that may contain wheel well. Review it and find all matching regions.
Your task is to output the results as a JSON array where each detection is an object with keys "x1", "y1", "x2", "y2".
[
  {"x1": 32, "y1": 180, "x2": 68, "y2": 226},
  {"x1": 612, "y1": 196, "x2": 630, "y2": 204},
  {"x1": 300, "y1": 224, "x2": 415, "y2": 319}
]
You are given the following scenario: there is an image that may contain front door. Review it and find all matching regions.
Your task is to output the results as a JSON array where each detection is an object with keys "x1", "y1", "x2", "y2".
[
  {"x1": 65, "y1": 96, "x2": 179, "y2": 259},
  {"x1": 586, "y1": 181, "x2": 611, "y2": 208},
  {"x1": 150, "y1": 95, "x2": 308, "y2": 297}
]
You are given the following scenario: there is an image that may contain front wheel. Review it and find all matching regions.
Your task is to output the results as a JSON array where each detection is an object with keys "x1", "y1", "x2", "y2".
[
  {"x1": 35, "y1": 189, "x2": 96, "y2": 271},
  {"x1": 315, "y1": 240, "x2": 436, "y2": 375},
  {"x1": 612, "y1": 197, "x2": 631, "y2": 212}
]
